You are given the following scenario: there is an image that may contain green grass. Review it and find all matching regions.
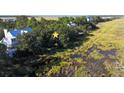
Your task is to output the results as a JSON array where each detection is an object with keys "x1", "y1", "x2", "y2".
[
  {"x1": 47, "y1": 66, "x2": 61, "y2": 76},
  {"x1": 74, "y1": 66, "x2": 88, "y2": 77},
  {"x1": 89, "y1": 50, "x2": 104, "y2": 60},
  {"x1": 47, "y1": 61, "x2": 71, "y2": 76}
]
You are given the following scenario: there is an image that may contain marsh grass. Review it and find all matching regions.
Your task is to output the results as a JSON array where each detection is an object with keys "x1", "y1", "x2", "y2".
[
  {"x1": 48, "y1": 19, "x2": 124, "y2": 76},
  {"x1": 89, "y1": 50, "x2": 104, "y2": 60}
]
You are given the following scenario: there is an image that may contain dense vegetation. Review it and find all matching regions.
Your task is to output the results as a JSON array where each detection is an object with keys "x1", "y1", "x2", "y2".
[
  {"x1": 16, "y1": 16, "x2": 99, "y2": 54},
  {"x1": 0, "y1": 16, "x2": 112, "y2": 76}
]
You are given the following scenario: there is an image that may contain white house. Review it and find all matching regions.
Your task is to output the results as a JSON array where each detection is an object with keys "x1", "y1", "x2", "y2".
[
  {"x1": 0, "y1": 28, "x2": 32, "y2": 57},
  {"x1": 67, "y1": 16, "x2": 94, "y2": 27},
  {"x1": 86, "y1": 16, "x2": 94, "y2": 22},
  {"x1": 67, "y1": 21, "x2": 77, "y2": 27}
]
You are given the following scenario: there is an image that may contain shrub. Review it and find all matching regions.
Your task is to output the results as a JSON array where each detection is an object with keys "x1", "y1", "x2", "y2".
[
  {"x1": 16, "y1": 16, "x2": 28, "y2": 29},
  {"x1": 16, "y1": 16, "x2": 99, "y2": 56}
]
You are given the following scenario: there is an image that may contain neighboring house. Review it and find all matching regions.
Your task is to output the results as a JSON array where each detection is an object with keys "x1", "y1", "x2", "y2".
[
  {"x1": 67, "y1": 17, "x2": 94, "y2": 27},
  {"x1": 0, "y1": 28, "x2": 32, "y2": 57},
  {"x1": 101, "y1": 17, "x2": 113, "y2": 20},
  {"x1": 67, "y1": 21, "x2": 77, "y2": 27},
  {"x1": 0, "y1": 17, "x2": 16, "y2": 22},
  {"x1": 86, "y1": 16, "x2": 94, "y2": 22}
]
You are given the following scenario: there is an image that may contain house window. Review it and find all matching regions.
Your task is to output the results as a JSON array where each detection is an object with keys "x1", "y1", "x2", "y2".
[{"x1": 12, "y1": 38, "x2": 16, "y2": 43}]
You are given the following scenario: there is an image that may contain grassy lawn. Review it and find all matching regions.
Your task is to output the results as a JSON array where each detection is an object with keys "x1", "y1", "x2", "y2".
[{"x1": 48, "y1": 19, "x2": 124, "y2": 76}]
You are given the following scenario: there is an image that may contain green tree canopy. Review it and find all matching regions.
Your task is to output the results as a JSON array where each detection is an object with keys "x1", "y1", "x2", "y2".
[
  {"x1": 28, "y1": 17, "x2": 39, "y2": 29},
  {"x1": 16, "y1": 16, "x2": 28, "y2": 29},
  {"x1": 0, "y1": 29, "x2": 4, "y2": 40}
]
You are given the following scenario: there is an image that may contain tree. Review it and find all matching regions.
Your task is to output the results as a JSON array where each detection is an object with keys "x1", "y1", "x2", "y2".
[
  {"x1": 0, "y1": 44, "x2": 6, "y2": 56},
  {"x1": 58, "y1": 17, "x2": 71, "y2": 24},
  {"x1": 74, "y1": 16, "x2": 87, "y2": 25},
  {"x1": 90, "y1": 16, "x2": 103, "y2": 24},
  {"x1": 28, "y1": 17, "x2": 39, "y2": 29},
  {"x1": 16, "y1": 16, "x2": 100, "y2": 56},
  {"x1": 16, "y1": 16, "x2": 28, "y2": 29},
  {"x1": 40, "y1": 17, "x2": 48, "y2": 26},
  {"x1": 16, "y1": 28, "x2": 52, "y2": 55},
  {"x1": 0, "y1": 29, "x2": 4, "y2": 40}
]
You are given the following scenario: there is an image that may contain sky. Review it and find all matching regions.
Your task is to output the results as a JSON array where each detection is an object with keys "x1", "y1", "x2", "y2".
[{"x1": 0, "y1": 0, "x2": 124, "y2": 15}]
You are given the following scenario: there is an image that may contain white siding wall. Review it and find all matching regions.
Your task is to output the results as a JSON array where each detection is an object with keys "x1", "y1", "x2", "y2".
[{"x1": 3, "y1": 32, "x2": 16, "y2": 47}]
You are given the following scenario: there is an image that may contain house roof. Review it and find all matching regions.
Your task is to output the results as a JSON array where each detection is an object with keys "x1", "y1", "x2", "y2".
[{"x1": 10, "y1": 28, "x2": 32, "y2": 37}]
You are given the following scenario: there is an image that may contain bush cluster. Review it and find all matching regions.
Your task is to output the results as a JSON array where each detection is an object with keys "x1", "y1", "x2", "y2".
[{"x1": 15, "y1": 16, "x2": 101, "y2": 55}]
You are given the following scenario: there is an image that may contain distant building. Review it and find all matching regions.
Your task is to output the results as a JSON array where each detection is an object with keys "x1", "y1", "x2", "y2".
[
  {"x1": 86, "y1": 16, "x2": 94, "y2": 22},
  {"x1": 67, "y1": 21, "x2": 77, "y2": 27},
  {"x1": 101, "y1": 17, "x2": 112, "y2": 19},
  {"x1": 0, "y1": 17, "x2": 16, "y2": 22}
]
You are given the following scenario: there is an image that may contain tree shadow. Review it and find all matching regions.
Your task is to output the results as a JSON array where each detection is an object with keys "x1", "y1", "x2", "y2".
[{"x1": 0, "y1": 54, "x2": 61, "y2": 77}]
